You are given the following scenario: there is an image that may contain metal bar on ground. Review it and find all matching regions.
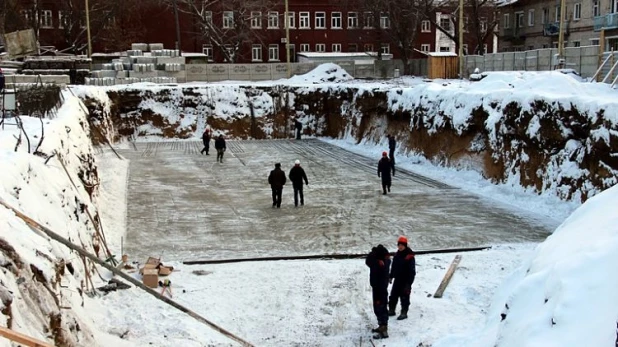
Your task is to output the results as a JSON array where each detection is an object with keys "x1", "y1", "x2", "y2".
[
  {"x1": 433, "y1": 254, "x2": 463, "y2": 298},
  {"x1": 183, "y1": 246, "x2": 487, "y2": 265}
]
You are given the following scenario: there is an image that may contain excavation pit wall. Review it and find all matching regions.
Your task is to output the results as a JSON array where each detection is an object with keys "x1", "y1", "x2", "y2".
[{"x1": 76, "y1": 83, "x2": 618, "y2": 203}]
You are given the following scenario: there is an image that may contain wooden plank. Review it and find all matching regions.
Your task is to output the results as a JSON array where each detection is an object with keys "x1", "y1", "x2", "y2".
[
  {"x1": 0, "y1": 326, "x2": 54, "y2": 347},
  {"x1": 433, "y1": 254, "x2": 462, "y2": 298}
]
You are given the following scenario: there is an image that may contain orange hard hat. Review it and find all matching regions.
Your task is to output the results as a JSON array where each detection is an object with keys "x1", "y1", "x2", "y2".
[{"x1": 397, "y1": 236, "x2": 408, "y2": 245}]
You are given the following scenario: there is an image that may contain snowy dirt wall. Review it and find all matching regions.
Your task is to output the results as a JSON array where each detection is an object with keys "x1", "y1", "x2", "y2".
[
  {"x1": 74, "y1": 68, "x2": 618, "y2": 203},
  {"x1": 0, "y1": 90, "x2": 125, "y2": 346}
]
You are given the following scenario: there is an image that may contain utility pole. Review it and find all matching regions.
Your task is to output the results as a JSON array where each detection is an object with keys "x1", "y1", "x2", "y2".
[
  {"x1": 557, "y1": 0, "x2": 566, "y2": 68},
  {"x1": 85, "y1": 0, "x2": 92, "y2": 68},
  {"x1": 285, "y1": 0, "x2": 291, "y2": 78},
  {"x1": 458, "y1": 0, "x2": 464, "y2": 78},
  {"x1": 173, "y1": 0, "x2": 182, "y2": 54}
]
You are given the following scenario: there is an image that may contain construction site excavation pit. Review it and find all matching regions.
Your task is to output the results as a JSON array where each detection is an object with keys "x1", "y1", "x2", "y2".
[{"x1": 120, "y1": 139, "x2": 553, "y2": 263}]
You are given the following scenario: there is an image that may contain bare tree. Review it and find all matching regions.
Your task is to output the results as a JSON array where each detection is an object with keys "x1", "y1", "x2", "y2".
[
  {"x1": 422, "y1": 0, "x2": 497, "y2": 55},
  {"x1": 175, "y1": 0, "x2": 280, "y2": 63}
]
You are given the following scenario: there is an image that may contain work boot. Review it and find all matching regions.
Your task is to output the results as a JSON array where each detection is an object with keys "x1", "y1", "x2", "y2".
[
  {"x1": 397, "y1": 310, "x2": 408, "y2": 320},
  {"x1": 373, "y1": 325, "x2": 388, "y2": 339},
  {"x1": 388, "y1": 308, "x2": 396, "y2": 316},
  {"x1": 371, "y1": 326, "x2": 381, "y2": 333}
]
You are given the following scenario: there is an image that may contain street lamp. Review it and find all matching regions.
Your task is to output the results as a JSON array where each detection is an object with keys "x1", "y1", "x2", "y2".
[
  {"x1": 285, "y1": 0, "x2": 291, "y2": 78},
  {"x1": 85, "y1": 0, "x2": 92, "y2": 59}
]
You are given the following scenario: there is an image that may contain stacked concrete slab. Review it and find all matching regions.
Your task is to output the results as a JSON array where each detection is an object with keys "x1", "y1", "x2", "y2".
[{"x1": 87, "y1": 43, "x2": 186, "y2": 85}]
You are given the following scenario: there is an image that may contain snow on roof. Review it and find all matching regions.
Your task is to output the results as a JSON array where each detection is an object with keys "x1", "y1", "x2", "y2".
[
  {"x1": 182, "y1": 52, "x2": 207, "y2": 57},
  {"x1": 427, "y1": 52, "x2": 458, "y2": 57},
  {"x1": 297, "y1": 52, "x2": 388, "y2": 58},
  {"x1": 286, "y1": 63, "x2": 354, "y2": 84}
]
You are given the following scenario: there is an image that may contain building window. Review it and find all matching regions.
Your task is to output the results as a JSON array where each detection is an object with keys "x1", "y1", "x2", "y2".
[
  {"x1": 555, "y1": 6, "x2": 561, "y2": 22},
  {"x1": 381, "y1": 43, "x2": 390, "y2": 54},
  {"x1": 364, "y1": 12, "x2": 374, "y2": 28},
  {"x1": 503, "y1": 13, "x2": 510, "y2": 29},
  {"x1": 268, "y1": 11, "x2": 279, "y2": 28},
  {"x1": 204, "y1": 11, "x2": 213, "y2": 27},
  {"x1": 21, "y1": 10, "x2": 31, "y2": 22},
  {"x1": 58, "y1": 11, "x2": 68, "y2": 29},
  {"x1": 528, "y1": 9, "x2": 534, "y2": 26},
  {"x1": 315, "y1": 12, "x2": 326, "y2": 29},
  {"x1": 224, "y1": 45, "x2": 234, "y2": 62},
  {"x1": 380, "y1": 14, "x2": 390, "y2": 29},
  {"x1": 542, "y1": 8, "x2": 549, "y2": 24},
  {"x1": 300, "y1": 43, "x2": 310, "y2": 52},
  {"x1": 40, "y1": 10, "x2": 53, "y2": 28},
  {"x1": 440, "y1": 16, "x2": 451, "y2": 30},
  {"x1": 440, "y1": 46, "x2": 450, "y2": 52},
  {"x1": 300, "y1": 12, "x2": 310, "y2": 28},
  {"x1": 269, "y1": 45, "x2": 279, "y2": 61},
  {"x1": 516, "y1": 12, "x2": 524, "y2": 28},
  {"x1": 593, "y1": 1, "x2": 600, "y2": 17},
  {"x1": 463, "y1": 44, "x2": 468, "y2": 55},
  {"x1": 574, "y1": 3, "x2": 581, "y2": 20},
  {"x1": 251, "y1": 11, "x2": 262, "y2": 29},
  {"x1": 528, "y1": 45, "x2": 534, "y2": 50},
  {"x1": 315, "y1": 43, "x2": 325, "y2": 52},
  {"x1": 480, "y1": 20, "x2": 487, "y2": 32},
  {"x1": 552, "y1": 42, "x2": 558, "y2": 48},
  {"x1": 252, "y1": 45, "x2": 262, "y2": 61},
  {"x1": 332, "y1": 12, "x2": 342, "y2": 29},
  {"x1": 590, "y1": 38, "x2": 600, "y2": 46},
  {"x1": 223, "y1": 11, "x2": 234, "y2": 29},
  {"x1": 542, "y1": 44, "x2": 549, "y2": 48},
  {"x1": 202, "y1": 45, "x2": 213, "y2": 61},
  {"x1": 573, "y1": 41, "x2": 581, "y2": 47},
  {"x1": 484, "y1": 44, "x2": 488, "y2": 53},
  {"x1": 332, "y1": 43, "x2": 342, "y2": 52},
  {"x1": 421, "y1": 44, "x2": 430, "y2": 52},
  {"x1": 421, "y1": 20, "x2": 430, "y2": 32},
  {"x1": 363, "y1": 43, "x2": 373, "y2": 51},
  {"x1": 286, "y1": 12, "x2": 295, "y2": 28},
  {"x1": 349, "y1": 43, "x2": 358, "y2": 52},
  {"x1": 348, "y1": 12, "x2": 358, "y2": 28}
]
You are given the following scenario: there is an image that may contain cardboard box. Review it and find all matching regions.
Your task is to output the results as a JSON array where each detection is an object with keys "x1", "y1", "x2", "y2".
[
  {"x1": 158, "y1": 266, "x2": 173, "y2": 276},
  {"x1": 142, "y1": 268, "x2": 159, "y2": 288}
]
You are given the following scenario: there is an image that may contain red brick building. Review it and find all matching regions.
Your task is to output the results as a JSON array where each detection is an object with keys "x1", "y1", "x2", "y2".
[{"x1": 14, "y1": 0, "x2": 497, "y2": 63}]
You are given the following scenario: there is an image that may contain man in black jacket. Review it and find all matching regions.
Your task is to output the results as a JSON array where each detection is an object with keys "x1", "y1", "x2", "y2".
[
  {"x1": 288, "y1": 159, "x2": 308, "y2": 207},
  {"x1": 388, "y1": 236, "x2": 416, "y2": 320},
  {"x1": 200, "y1": 128, "x2": 211, "y2": 155},
  {"x1": 268, "y1": 163, "x2": 286, "y2": 208},
  {"x1": 214, "y1": 134, "x2": 226, "y2": 163},
  {"x1": 377, "y1": 152, "x2": 394, "y2": 195},
  {"x1": 366, "y1": 244, "x2": 391, "y2": 339},
  {"x1": 295, "y1": 118, "x2": 302, "y2": 140}
]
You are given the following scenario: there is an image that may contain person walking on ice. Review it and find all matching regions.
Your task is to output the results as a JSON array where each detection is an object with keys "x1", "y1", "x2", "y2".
[
  {"x1": 215, "y1": 134, "x2": 226, "y2": 163},
  {"x1": 268, "y1": 163, "x2": 286, "y2": 208},
  {"x1": 387, "y1": 134, "x2": 396, "y2": 176},
  {"x1": 377, "y1": 152, "x2": 394, "y2": 195},
  {"x1": 288, "y1": 159, "x2": 309, "y2": 207},
  {"x1": 200, "y1": 127, "x2": 211, "y2": 155},
  {"x1": 388, "y1": 236, "x2": 416, "y2": 320},
  {"x1": 366, "y1": 244, "x2": 391, "y2": 339}
]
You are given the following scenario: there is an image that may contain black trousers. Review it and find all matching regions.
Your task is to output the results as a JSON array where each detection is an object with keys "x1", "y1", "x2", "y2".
[
  {"x1": 201, "y1": 141, "x2": 209, "y2": 154},
  {"x1": 372, "y1": 287, "x2": 389, "y2": 326},
  {"x1": 271, "y1": 187, "x2": 283, "y2": 207},
  {"x1": 381, "y1": 179, "x2": 391, "y2": 194},
  {"x1": 216, "y1": 149, "x2": 224, "y2": 162},
  {"x1": 296, "y1": 128, "x2": 302, "y2": 139},
  {"x1": 389, "y1": 280, "x2": 411, "y2": 313},
  {"x1": 293, "y1": 184, "x2": 304, "y2": 206},
  {"x1": 389, "y1": 150, "x2": 396, "y2": 175}
]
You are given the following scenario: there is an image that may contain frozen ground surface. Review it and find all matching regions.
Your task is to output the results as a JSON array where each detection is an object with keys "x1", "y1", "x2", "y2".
[{"x1": 119, "y1": 139, "x2": 553, "y2": 262}]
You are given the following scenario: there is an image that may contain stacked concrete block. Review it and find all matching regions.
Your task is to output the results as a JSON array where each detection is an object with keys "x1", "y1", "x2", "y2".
[
  {"x1": 129, "y1": 71, "x2": 158, "y2": 78},
  {"x1": 149, "y1": 43, "x2": 165, "y2": 51},
  {"x1": 133, "y1": 64, "x2": 156, "y2": 72},
  {"x1": 164, "y1": 64, "x2": 182, "y2": 72},
  {"x1": 131, "y1": 43, "x2": 149, "y2": 52}
]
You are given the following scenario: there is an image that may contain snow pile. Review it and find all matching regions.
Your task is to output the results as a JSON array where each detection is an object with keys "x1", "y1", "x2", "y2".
[
  {"x1": 287, "y1": 63, "x2": 353, "y2": 84},
  {"x1": 436, "y1": 183, "x2": 618, "y2": 347},
  {"x1": 0, "y1": 91, "x2": 119, "y2": 346}
]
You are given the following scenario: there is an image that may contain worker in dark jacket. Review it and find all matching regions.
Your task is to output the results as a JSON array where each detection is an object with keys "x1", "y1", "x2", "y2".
[
  {"x1": 377, "y1": 152, "x2": 394, "y2": 195},
  {"x1": 200, "y1": 128, "x2": 211, "y2": 155},
  {"x1": 387, "y1": 134, "x2": 396, "y2": 175},
  {"x1": 214, "y1": 134, "x2": 226, "y2": 163},
  {"x1": 366, "y1": 244, "x2": 391, "y2": 339},
  {"x1": 268, "y1": 163, "x2": 286, "y2": 208},
  {"x1": 388, "y1": 236, "x2": 416, "y2": 320},
  {"x1": 288, "y1": 159, "x2": 309, "y2": 207},
  {"x1": 295, "y1": 118, "x2": 303, "y2": 140}
]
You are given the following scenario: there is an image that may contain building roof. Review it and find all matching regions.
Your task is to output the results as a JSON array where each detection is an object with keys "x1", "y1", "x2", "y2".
[
  {"x1": 297, "y1": 52, "x2": 391, "y2": 58},
  {"x1": 427, "y1": 52, "x2": 458, "y2": 57}
]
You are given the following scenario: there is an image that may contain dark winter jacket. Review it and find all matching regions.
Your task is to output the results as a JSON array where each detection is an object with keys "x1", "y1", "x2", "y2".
[
  {"x1": 390, "y1": 247, "x2": 416, "y2": 285},
  {"x1": 366, "y1": 245, "x2": 391, "y2": 289},
  {"x1": 289, "y1": 166, "x2": 308, "y2": 187},
  {"x1": 377, "y1": 158, "x2": 393, "y2": 181},
  {"x1": 202, "y1": 130, "x2": 211, "y2": 142},
  {"x1": 268, "y1": 167, "x2": 287, "y2": 189},
  {"x1": 214, "y1": 137, "x2": 226, "y2": 150},
  {"x1": 389, "y1": 137, "x2": 396, "y2": 151},
  {"x1": 295, "y1": 120, "x2": 302, "y2": 130}
]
